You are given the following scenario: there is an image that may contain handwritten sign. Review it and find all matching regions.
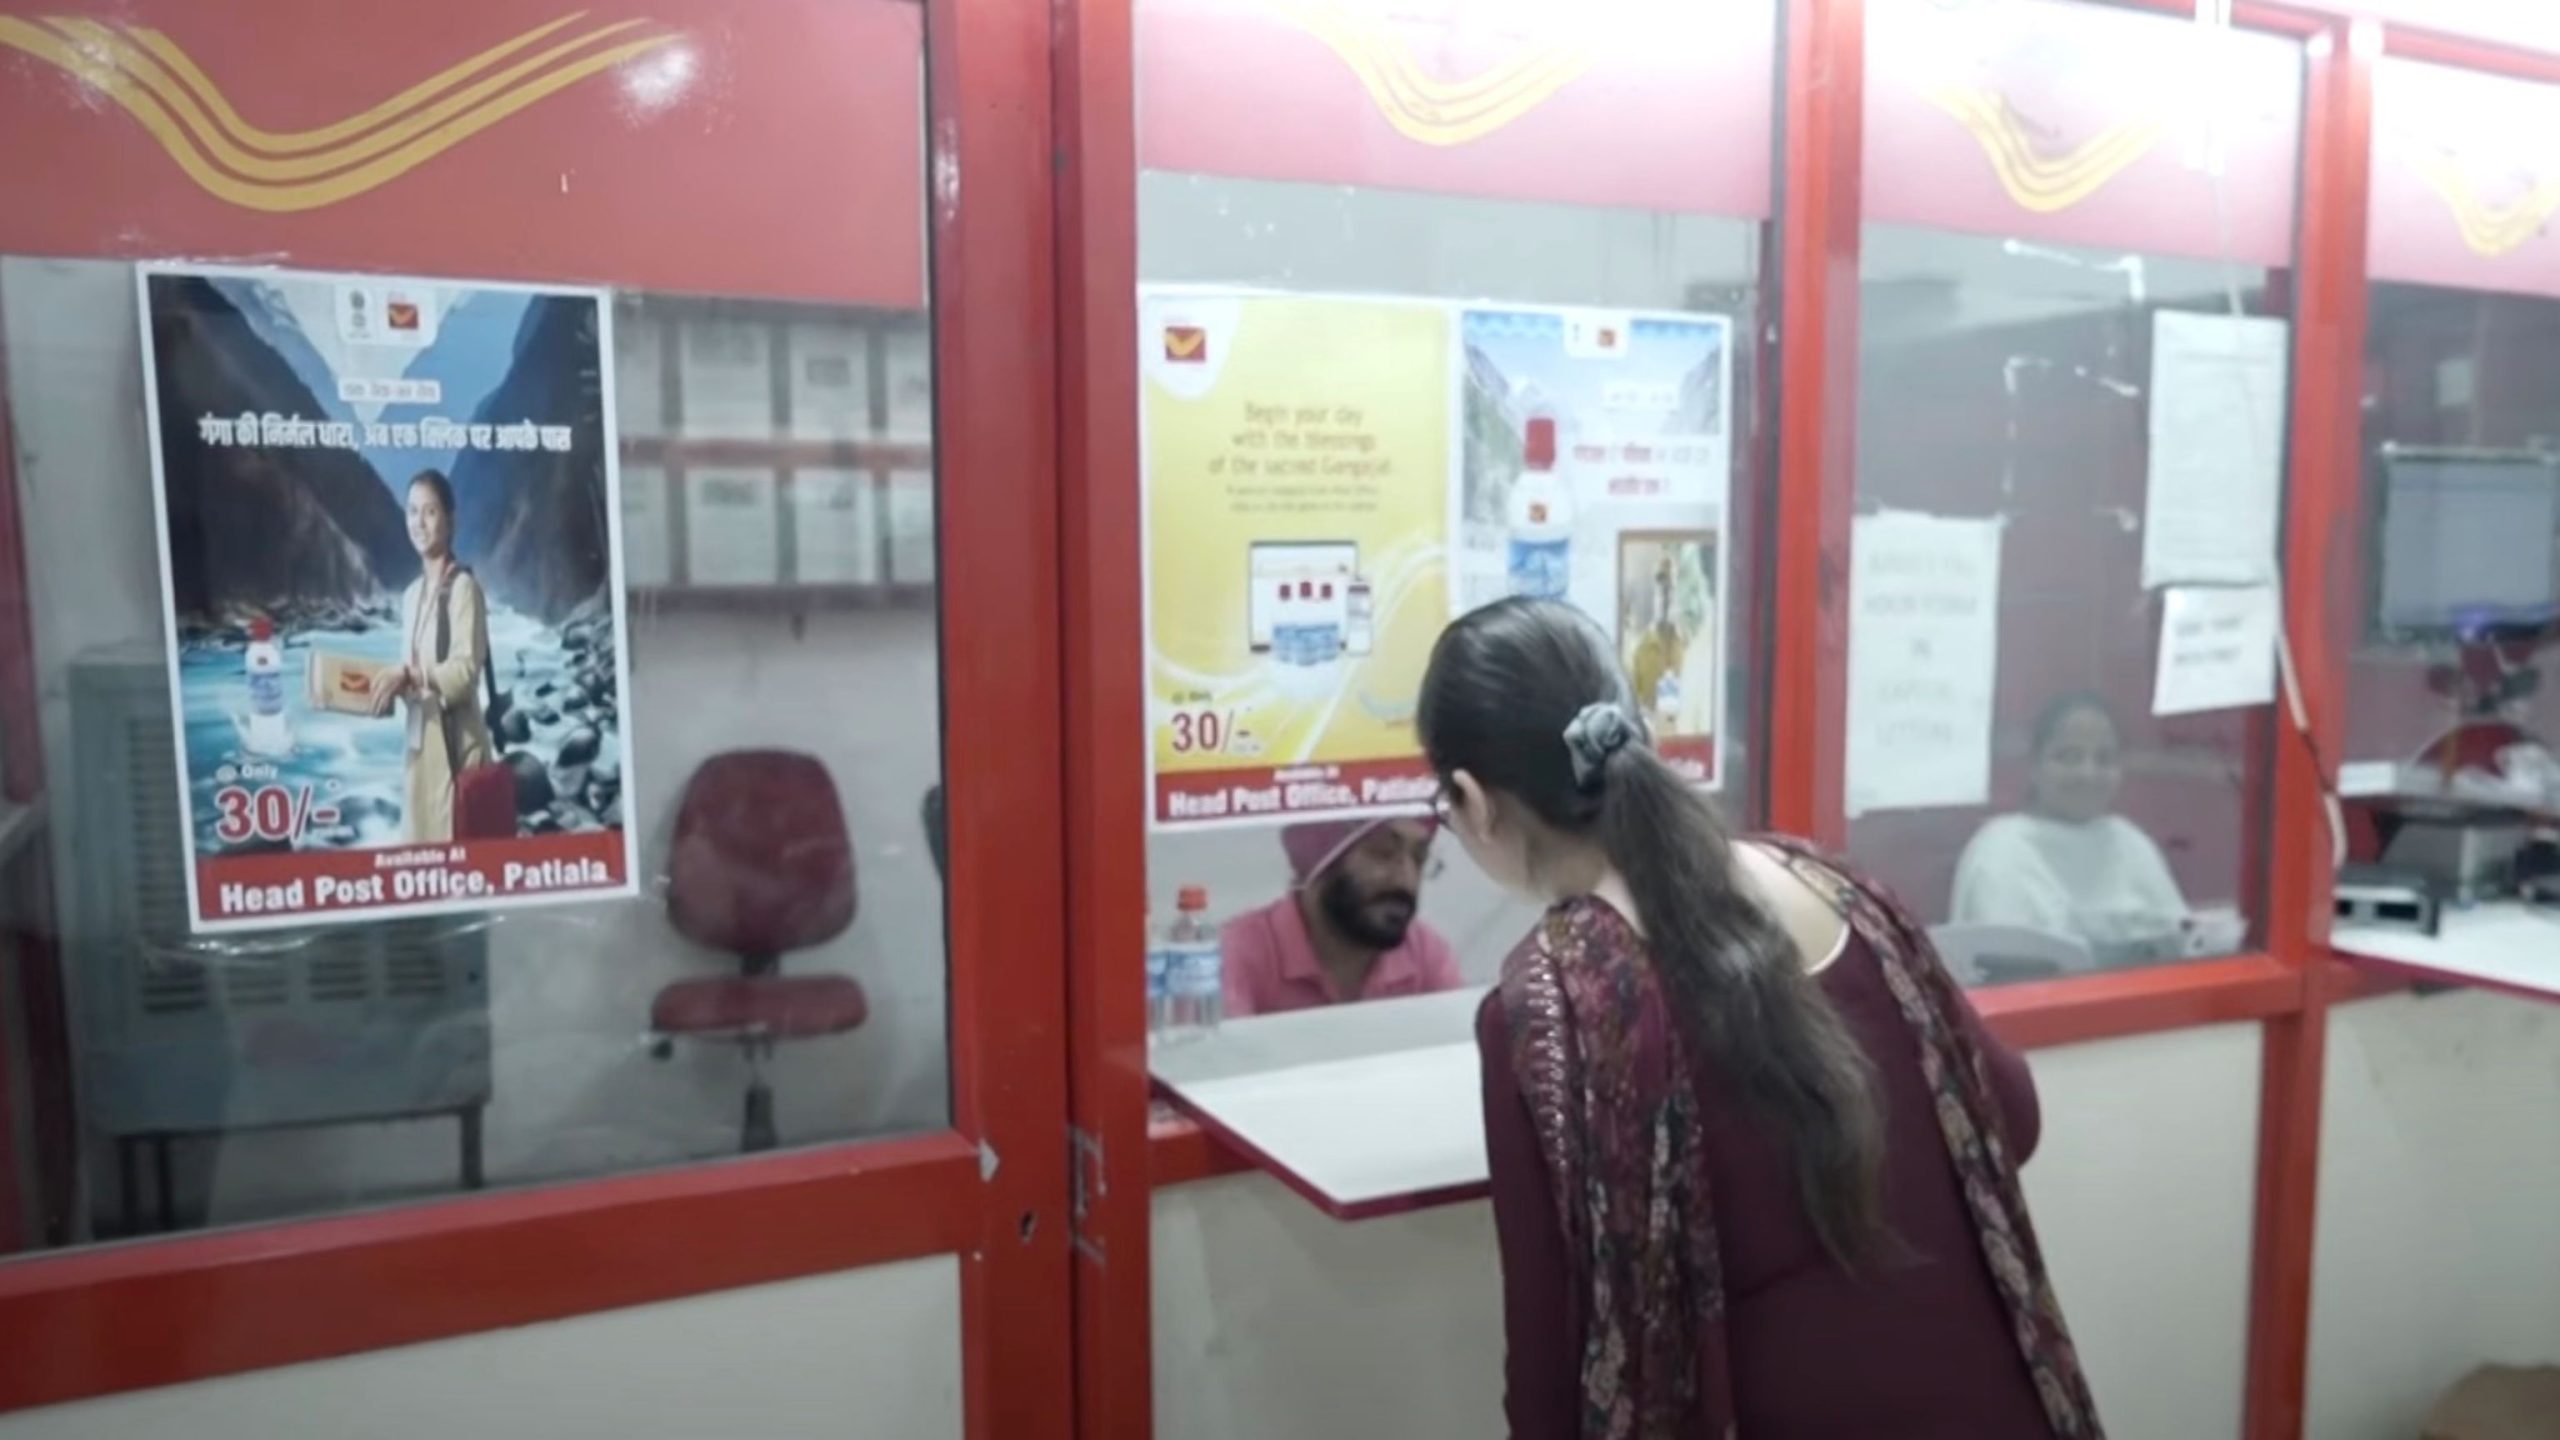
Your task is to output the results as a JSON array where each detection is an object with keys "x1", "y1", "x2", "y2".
[
  {"x1": 1846, "y1": 512, "x2": 2005, "y2": 816},
  {"x1": 2152, "y1": 584, "x2": 2278, "y2": 717}
]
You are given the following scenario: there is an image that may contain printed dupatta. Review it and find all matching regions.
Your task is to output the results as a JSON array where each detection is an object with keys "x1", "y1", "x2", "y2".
[{"x1": 1496, "y1": 837, "x2": 2104, "y2": 1438}]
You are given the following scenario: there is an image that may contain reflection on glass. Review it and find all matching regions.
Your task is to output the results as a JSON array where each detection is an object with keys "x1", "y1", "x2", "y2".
[
  {"x1": 2354, "y1": 284, "x2": 2560, "y2": 767},
  {"x1": 1138, "y1": 176, "x2": 1769, "y2": 1029},
  {"x1": 1219, "y1": 817, "x2": 1459, "y2": 1018},
  {"x1": 0, "y1": 259, "x2": 949, "y2": 1250}
]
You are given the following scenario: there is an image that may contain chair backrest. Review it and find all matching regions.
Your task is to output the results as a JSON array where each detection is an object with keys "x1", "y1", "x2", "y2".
[
  {"x1": 1926, "y1": 923, "x2": 2095, "y2": 988},
  {"x1": 667, "y1": 750, "x2": 856, "y2": 962}
]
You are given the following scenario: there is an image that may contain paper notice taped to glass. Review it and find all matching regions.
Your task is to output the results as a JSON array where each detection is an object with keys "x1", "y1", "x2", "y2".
[
  {"x1": 1846, "y1": 511, "x2": 2004, "y2": 817},
  {"x1": 2152, "y1": 584, "x2": 2279, "y2": 717},
  {"x1": 2141, "y1": 311, "x2": 2290, "y2": 589}
]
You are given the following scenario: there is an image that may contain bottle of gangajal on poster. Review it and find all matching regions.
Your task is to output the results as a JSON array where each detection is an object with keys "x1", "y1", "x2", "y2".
[
  {"x1": 1344, "y1": 576, "x2": 1374, "y2": 657},
  {"x1": 1506, "y1": 415, "x2": 1572, "y2": 602},
  {"x1": 240, "y1": 616, "x2": 294, "y2": 757},
  {"x1": 1313, "y1": 581, "x2": 1343, "y2": 664}
]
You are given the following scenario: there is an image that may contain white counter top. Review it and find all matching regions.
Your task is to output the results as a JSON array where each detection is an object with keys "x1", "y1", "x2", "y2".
[
  {"x1": 2330, "y1": 902, "x2": 2560, "y2": 1004},
  {"x1": 1148, "y1": 986, "x2": 1491, "y2": 1219}
]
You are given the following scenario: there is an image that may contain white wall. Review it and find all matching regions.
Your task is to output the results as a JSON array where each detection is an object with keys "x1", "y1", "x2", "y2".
[
  {"x1": 2024, "y1": 1021, "x2": 2262, "y2": 1439},
  {"x1": 1154, "y1": 1022, "x2": 2263, "y2": 1440},
  {"x1": 2, "y1": 257, "x2": 951, "y2": 1231},
  {"x1": 0, "y1": 1254, "x2": 962, "y2": 1440},
  {"x1": 2308, "y1": 991, "x2": 2560, "y2": 1439}
]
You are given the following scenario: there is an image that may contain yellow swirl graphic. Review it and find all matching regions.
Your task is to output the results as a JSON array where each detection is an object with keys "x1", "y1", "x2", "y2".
[
  {"x1": 1926, "y1": 86, "x2": 2167, "y2": 213},
  {"x1": 1268, "y1": 1, "x2": 1592, "y2": 147},
  {"x1": 2410, "y1": 152, "x2": 2560, "y2": 258},
  {"x1": 0, "y1": 11, "x2": 679, "y2": 212}
]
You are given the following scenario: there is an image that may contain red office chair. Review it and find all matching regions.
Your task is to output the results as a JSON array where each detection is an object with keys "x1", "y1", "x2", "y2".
[{"x1": 651, "y1": 750, "x2": 868, "y2": 1152}]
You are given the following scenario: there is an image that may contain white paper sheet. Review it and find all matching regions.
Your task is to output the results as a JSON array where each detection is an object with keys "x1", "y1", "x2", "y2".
[
  {"x1": 684, "y1": 466, "x2": 780, "y2": 585},
  {"x1": 2151, "y1": 584, "x2": 2278, "y2": 716},
  {"x1": 792, "y1": 468, "x2": 882, "y2": 584},
  {"x1": 888, "y1": 468, "x2": 937, "y2": 583},
  {"x1": 1846, "y1": 512, "x2": 2004, "y2": 816},
  {"x1": 788, "y1": 323, "x2": 872, "y2": 440},
  {"x1": 678, "y1": 318, "x2": 774, "y2": 438},
  {"x1": 621, "y1": 464, "x2": 672, "y2": 587},
  {"x1": 883, "y1": 327, "x2": 934, "y2": 444},
  {"x1": 2141, "y1": 311, "x2": 2290, "y2": 588}
]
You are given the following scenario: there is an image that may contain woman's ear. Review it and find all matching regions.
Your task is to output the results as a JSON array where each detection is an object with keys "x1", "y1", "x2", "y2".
[{"x1": 1448, "y1": 769, "x2": 1498, "y2": 845}]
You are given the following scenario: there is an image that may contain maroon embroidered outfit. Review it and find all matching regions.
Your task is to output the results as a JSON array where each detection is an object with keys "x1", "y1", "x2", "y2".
[{"x1": 1478, "y1": 838, "x2": 2103, "y2": 1439}]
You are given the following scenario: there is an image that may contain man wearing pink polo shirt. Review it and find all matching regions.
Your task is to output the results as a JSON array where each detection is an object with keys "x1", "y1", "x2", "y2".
[{"x1": 1221, "y1": 815, "x2": 1465, "y2": 1018}]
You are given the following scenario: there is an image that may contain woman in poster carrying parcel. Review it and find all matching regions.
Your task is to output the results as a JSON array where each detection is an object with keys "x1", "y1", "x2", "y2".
[
  {"x1": 369, "y1": 469, "x2": 496, "y2": 844},
  {"x1": 1420, "y1": 598, "x2": 2099, "y2": 1439}
]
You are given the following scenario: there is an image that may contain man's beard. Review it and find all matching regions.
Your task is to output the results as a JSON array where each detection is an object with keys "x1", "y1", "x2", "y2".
[{"x1": 1318, "y1": 868, "x2": 1416, "y2": 950}]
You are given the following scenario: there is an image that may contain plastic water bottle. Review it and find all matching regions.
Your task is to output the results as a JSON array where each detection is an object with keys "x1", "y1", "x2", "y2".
[
  {"x1": 1273, "y1": 581, "x2": 1308, "y2": 666},
  {"x1": 1162, "y1": 885, "x2": 1222, "y2": 1043},
  {"x1": 240, "y1": 616, "x2": 294, "y2": 756},
  {"x1": 1506, "y1": 416, "x2": 1572, "y2": 601},
  {"x1": 1275, "y1": 580, "x2": 1343, "y2": 667},
  {"x1": 1144, "y1": 908, "x2": 1173, "y2": 1040},
  {"x1": 1310, "y1": 582, "x2": 1343, "y2": 664}
]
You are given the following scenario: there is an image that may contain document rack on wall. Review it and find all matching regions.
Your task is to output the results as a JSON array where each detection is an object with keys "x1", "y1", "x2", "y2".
[
  {"x1": 62, "y1": 644, "x2": 492, "y2": 1235},
  {"x1": 614, "y1": 296, "x2": 940, "y2": 610}
]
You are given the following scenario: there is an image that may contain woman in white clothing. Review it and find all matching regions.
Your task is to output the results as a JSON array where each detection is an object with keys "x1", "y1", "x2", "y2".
[{"x1": 1950, "y1": 692, "x2": 2189, "y2": 961}]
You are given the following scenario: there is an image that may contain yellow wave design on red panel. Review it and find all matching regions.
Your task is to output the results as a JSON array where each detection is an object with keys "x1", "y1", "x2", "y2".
[
  {"x1": 0, "y1": 11, "x2": 679, "y2": 212},
  {"x1": 1926, "y1": 86, "x2": 2168, "y2": 213},
  {"x1": 1268, "y1": 1, "x2": 1593, "y2": 147},
  {"x1": 2409, "y1": 152, "x2": 2560, "y2": 258}
]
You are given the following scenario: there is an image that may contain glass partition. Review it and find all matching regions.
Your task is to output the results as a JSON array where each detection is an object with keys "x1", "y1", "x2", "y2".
[
  {"x1": 2349, "y1": 57, "x2": 2560, "y2": 803},
  {"x1": 1844, "y1": 0, "x2": 2307, "y2": 985},
  {"x1": 0, "y1": 0, "x2": 950, "y2": 1250},
  {"x1": 1132, "y1": 0, "x2": 1779, "y2": 1019}
]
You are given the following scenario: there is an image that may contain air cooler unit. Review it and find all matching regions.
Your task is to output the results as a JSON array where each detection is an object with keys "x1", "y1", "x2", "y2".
[{"x1": 64, "y1": 643, "x2": 491, "y2": 1231}]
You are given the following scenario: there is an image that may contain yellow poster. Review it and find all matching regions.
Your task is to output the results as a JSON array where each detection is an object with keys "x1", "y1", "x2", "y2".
[{"x1": 1141, "y1": 289, "x2": 1449, "y2": 827}]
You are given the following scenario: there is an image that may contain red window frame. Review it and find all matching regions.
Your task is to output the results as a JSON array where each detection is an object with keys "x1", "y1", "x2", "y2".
[
  {"x1": 10, "y1": 0, "x2": 2554, "y2": 1429},
  {"x1": 0, "y1": 0, "x2": 1077, "y2": 1431},
  {"x1": 1066, "y1": 5, "x2": 2390, "y2": 1440}
]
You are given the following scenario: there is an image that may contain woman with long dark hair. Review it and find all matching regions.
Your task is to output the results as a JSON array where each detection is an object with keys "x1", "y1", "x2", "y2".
[{"x1": 1419, "y1": 599, "x2": 2100, "y2": 1439}]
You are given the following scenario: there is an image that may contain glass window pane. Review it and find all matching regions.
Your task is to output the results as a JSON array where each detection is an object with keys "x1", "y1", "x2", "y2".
[
  {"x1": 0, "y1": 0, "x2": 944, "y2": 1250},
  {"x1": 1846, "y1": 0, "x2": 2305, "y2": 984},
  {"x1": 1133, "y1": 1, "x2": 1778, "y2": 1013},
  {"x1": 2350, "y1": 58, "x2": 2560, "y2": 879}
]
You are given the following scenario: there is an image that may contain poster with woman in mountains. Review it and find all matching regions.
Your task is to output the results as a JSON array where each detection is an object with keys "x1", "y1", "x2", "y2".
[{"x1": 138, "y1": 262, "x2": 638, "y2": 934}]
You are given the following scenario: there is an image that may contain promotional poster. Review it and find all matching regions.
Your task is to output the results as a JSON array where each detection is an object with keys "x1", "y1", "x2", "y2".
[
  {"x1": 1139, "y1": 288, "x2": 1736, "y2": 831},
  {"x1": 138, "y1": 262, "x2": 638, "y2": 932},
  {"x1": 1456, "y1": 305, "x2": 1733, "y2": 786},
  {"x1": 1140, "y1": 289, "x2": 1451, "y2": 827}
]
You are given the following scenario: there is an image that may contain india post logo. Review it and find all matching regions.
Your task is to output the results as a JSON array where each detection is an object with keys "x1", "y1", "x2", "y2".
[{"x1": 1163, "y1": 325, "x2": 1208, "y2": 364}]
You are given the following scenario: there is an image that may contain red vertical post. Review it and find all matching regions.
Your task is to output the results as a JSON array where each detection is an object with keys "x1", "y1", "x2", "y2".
[
  {"x1": 2245, "y1": 15, "x2": 2375, "y2": 1440},
  {"x1": 1769, "y1": 0, "x2": 1865, "y2": 846},
  {"x1": 1055, "y1": 0, "x2": 1156, "y2": 1435},
  {"x1": 927, "y1": 0, "x2": 1077, "y2": 1434}
]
